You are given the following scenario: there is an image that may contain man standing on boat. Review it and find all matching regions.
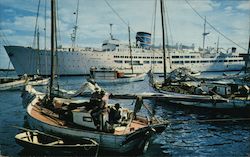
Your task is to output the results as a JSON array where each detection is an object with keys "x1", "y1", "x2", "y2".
[{"x1": 90, "y1": 90, "x2": 109, "y2": 130}]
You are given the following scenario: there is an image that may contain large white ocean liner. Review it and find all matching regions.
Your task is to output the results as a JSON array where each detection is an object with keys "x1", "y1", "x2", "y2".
[{"x1": 4, "y1": 33, "x2": 245, "y2": 76}]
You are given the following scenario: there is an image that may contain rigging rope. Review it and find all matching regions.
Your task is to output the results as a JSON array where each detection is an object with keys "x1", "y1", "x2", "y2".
[
  {"x1": 0, "y1": 31, "x2": 10, "y2": 45},
  {"x1": 164, "y1": 1, "x2": 173, "y2": 46},
  {"x1": 32, "y1": 0, "x2": 41, "y2": 48},
  {"x1": 150, "y1": 0, "x2": 157, "y2": 72},
  {"x1": 184, "y1": 0, "x2": 247, "y2": 51},
  {"x1": 104, "y1": 0, "x2": 149, "y2": 43},
  {"x1": 104, "y1": 0, "x2": 128, "y2": 27}
]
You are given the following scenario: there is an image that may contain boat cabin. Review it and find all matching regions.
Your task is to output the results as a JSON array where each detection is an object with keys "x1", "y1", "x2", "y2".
[
  {"x1": 53, "y1": 97, "x2": 135, "y2": 133},
  {"x1": 90, "y1": 67, "x2": 124, "y2": 80},
  {"x1": 201, "y1": 82, "x2": 250, "y2": 97}
]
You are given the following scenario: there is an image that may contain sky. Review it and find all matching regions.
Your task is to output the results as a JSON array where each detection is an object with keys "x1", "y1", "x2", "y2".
[{"x1": 0, "y1": 0, "x2": 249, "y2": 69}]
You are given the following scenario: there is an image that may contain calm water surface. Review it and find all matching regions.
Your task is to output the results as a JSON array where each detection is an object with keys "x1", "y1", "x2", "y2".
[{"x1": 0, "y1": 71, "x2": 250, "y2": 156}]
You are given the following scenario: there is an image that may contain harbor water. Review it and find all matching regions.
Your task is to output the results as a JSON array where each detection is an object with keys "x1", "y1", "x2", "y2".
[{"x1": 0, "y1": 71, "x2": 250, "y2": 156}]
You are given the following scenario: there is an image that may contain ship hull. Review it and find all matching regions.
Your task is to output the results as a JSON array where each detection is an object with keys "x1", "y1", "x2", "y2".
[{"x1": 4, "y1": 46, "x2": 245, "y2": 76}]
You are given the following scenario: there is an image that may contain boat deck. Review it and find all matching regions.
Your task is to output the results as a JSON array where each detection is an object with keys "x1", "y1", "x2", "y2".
[{"x1": 30, "y1": 104, "x2": 147, "y2": 135}]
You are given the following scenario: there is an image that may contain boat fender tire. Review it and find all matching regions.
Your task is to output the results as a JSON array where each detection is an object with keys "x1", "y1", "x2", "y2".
[
  {"x1": 142, "y1": 140, "x2": 150, "y2": 154},
  {"x1": 137, "y1": 138, "x2": 150, "y2": 154}
]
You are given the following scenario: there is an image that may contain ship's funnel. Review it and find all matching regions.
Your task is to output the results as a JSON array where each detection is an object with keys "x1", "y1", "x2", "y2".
[{"x1": 136, "y1": 32, "x2": 151, "y2": 49}]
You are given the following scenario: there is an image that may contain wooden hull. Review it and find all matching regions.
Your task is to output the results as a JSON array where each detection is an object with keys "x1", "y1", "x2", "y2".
[
  {"x1": 15, "y1": 132, "x2": 98, "y2": 156},
  {"x1": 93, "y1": 73, "x2": 146, "y2": 85},
  {"x1": 157, "y1": 90, "x2": 250, "y2": 109},
  {"x1": 28, "y1": 78, "x2": 50, "y2": 86},
  {"x1": 27, "y1": 105, "x2": 154, "y2": 153},
  {"x1": 24, "y1": 85, "x2": 165, "y2": 154},
  {"x1": 0, "y1": 79, "x2": 26, "y2": 91}
]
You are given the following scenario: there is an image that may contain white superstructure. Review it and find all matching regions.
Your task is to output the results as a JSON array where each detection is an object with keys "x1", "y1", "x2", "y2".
[{"x1": 4, "y1": 37, "x2": 245, "y2": 76}]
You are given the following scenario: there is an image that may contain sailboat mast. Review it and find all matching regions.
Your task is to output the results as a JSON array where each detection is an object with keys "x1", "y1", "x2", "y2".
[
  {"x1": 128, "y1": 25, "x2": 134, "y2": 74},
  {"x1": 49, "y1": 0, "x2": 56, "y2": 98},
  {"x1": 245, "y1": 36, "x2": 250, "y2": 73},
  {"x1": 160, "y1": 0, "x2": 167, "y2": 84}
]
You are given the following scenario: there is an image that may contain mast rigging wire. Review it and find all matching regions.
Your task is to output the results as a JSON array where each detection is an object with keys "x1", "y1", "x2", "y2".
[
  {"x1": 184, "y1": 0, "x2": 247, "y2": 51},
  {"x1": 32, "y1": 0, "x2": 41, "y2": 48},
  {"x1": 104, "y1": 0, "x2": 147, "y2": 42}
]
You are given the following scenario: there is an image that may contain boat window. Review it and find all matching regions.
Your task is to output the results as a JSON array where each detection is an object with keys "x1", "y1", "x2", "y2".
[
  {"x1": 157, "y1": 61, "x2": 162, "y2": 64},
  {"x1": 185, "y1": 61, "x2": 190, "y2": 63},
  {"x1": 134, "y1": 56, "x2": 138, "y2": 58},
  {"x1": 172, "y1": 61, "x2": 179, "y2": 64},
  {"x1": 172, "y1": 56, "x2": 179, "y2": 58},
  {"x1": 185, "y1": 56, "x2": 190, "y2": 58},
  {"x1": 114, "y1": 60, "x2": 123, "y2": 63},
  {"x1": 151, "y1": 61, "x2": 156, "y2": 64},
  {"x1": 191, "y1": 56, "x2": 195, "y2": 58},
  {"x1": 224, "y1": 60, "x2": 228, "y2": 62},
  {"x1": 147, "y1": 57, "x2": 150, "y2": 59},
  {"x1": 191, "y1": 61, "x2": 195, "y2": 63},
  {"x1": 138, "y1": 56, "x2": 142, "y2": 58},
  {"x1": 143, "y1": 61, "x2": 150, "y2": 64},
  {"x1": 132, "y1": 61, "x2": 140, "y2": 65},
  {"x1": 125, "y1": 61, "x2": 132, "y2": 64}
]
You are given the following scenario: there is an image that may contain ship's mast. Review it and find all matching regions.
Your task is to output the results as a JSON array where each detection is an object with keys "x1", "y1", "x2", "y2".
[
  {"x1": 160, "y1": 0, "x2": 167, "y2": 84},
  {"x1": 37, "y1": 27, "x2": 40, "y2": 75},
  {"x1": 71, "y1": 0, "x2": 80, "y2": 49},
  {"x1": 110, "y1": 23, "x2": 113, "y2": 39},
  {"x1": 245, "y1": 36, "x2": 250, "y2": 73},
  {"x1": 202, "y1": 16, "x2": 209, "y2": 52},
  {"x1": 128, "y1": 25, "x2": 134, "y2": 74},
  {"x1": 49, "y1": 0, "x2": 56, "y2": 98}
]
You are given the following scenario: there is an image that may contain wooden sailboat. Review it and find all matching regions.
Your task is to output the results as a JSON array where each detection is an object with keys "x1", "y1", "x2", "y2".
[
  {"x1": 88, "y1": 67, "x2": 146, "y2": 85},
  {"x1": 0, "y1": 75, "x2": 49, "y2": 91},
  {"x1": 23, "y1": 0, "x2": 167, "y2": 154},
  {"x1": 0, "y1": 77, "x2": 27, "y2": 91},
  {"x1": 150, "y1": 0, "x2": 250, "y2": 110},
  {"x1": 24, "y1": 85, "x2": 167, "y2": 153}
]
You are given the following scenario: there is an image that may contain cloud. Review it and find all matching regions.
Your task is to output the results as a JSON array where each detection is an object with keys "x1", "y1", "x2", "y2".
[
  {"x1": 0, "y1": 0, "x2": 249, "y2": 51},
  {"x1": 224, "y1": 6, "x2": 233, "y2": 12},
  {"x1": 237, "y1": 1, "x2": 250, "y2": 10}
]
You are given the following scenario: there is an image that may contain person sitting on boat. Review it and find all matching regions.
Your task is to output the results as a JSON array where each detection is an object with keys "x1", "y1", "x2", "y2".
[
  {"x1": 195, "y1": 85, "x2": 206, "y2": 95},
  {"x1": 109, "y1": 103, "x2": 121, "y2": 125}
]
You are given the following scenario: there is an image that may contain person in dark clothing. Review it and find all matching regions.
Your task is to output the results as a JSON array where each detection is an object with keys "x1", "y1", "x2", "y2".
[
  {"x1": 90, "y1": 90, "x2": 107, "y2": 129},
  {"x1": 109, "y1": 103, "x2": 121, "y2": 124}
]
